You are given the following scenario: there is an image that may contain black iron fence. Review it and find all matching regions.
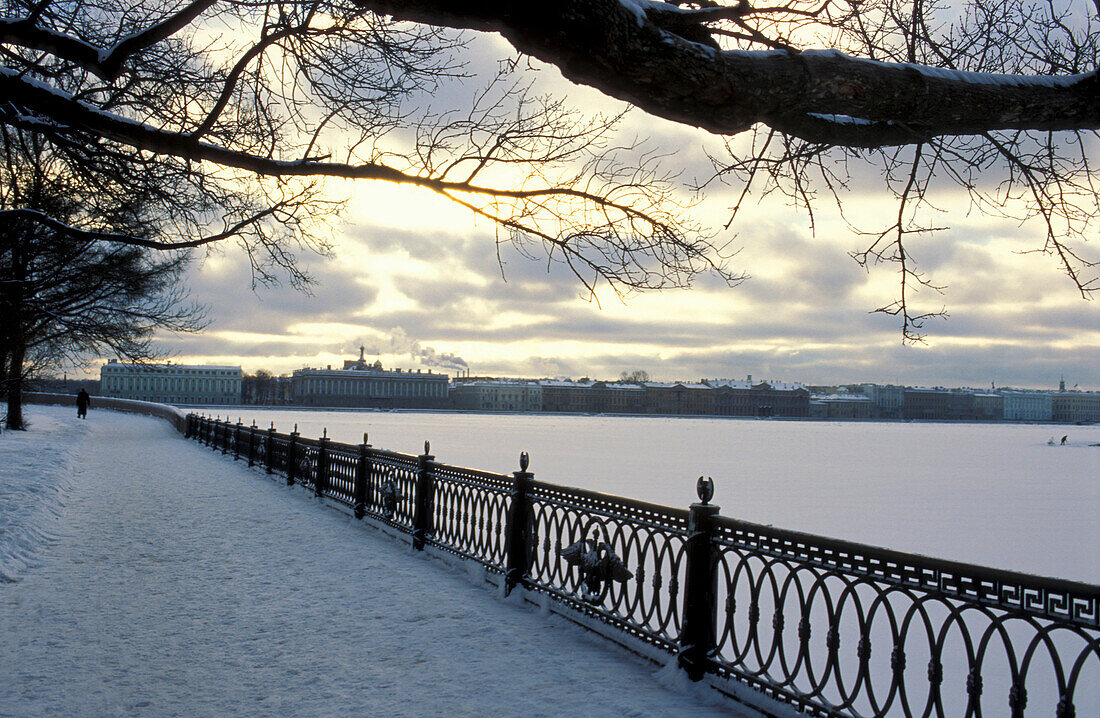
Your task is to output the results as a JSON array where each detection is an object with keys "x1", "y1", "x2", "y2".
[{"x1": 186, "y1": 414, "x2": 1099, "y2": 718}]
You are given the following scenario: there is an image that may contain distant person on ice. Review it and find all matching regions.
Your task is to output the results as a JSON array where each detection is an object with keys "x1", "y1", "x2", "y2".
[
  {"x1": 1061, "y1": 435, "x2": 1068, "y2": 446},
  {"x1": 76, "y1": 389, "x2": 91, "y2": 420}
]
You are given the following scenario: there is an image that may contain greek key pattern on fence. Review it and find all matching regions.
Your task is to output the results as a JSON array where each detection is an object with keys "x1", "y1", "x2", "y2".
[{"x1": 185, "y1": 415, "x2": 1099, "y2": 718}]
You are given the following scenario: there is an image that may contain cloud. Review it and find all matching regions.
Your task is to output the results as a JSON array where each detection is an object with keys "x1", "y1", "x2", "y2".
[
  {"x1": 130, "y1": 42, "x2": 1099, "y2": 392},
  {"x1": 186, "y1": 251, "x2": 378, "y2": 335}
]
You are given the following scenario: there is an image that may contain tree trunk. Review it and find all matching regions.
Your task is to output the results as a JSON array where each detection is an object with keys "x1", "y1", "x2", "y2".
[
  {"x1": 3, "y1": 241, "x2": 26, "y2": 431},
  {"x1": 5, "y1": 340, "x2": 25, "y2": 431}
]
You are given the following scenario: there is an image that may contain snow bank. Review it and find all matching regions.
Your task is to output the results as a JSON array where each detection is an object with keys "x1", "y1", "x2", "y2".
[{"x1": 0, "y1": 406, "x2": 86, "y2": 582}]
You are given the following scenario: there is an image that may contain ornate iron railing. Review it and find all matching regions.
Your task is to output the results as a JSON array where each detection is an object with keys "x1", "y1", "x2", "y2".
[{"x1": 184, "y1": 414, "x2": 1099, "y2": 717}]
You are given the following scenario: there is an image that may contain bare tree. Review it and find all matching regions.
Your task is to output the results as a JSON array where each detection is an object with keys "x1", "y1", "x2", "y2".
[
  {"x1": 0, "y1": 0, "x2": 737, "y2": 299},
  {"x1": 1, "y1": 0, "x2": 1097, "y2": 337},
  {"x1": 1, "y1": 128, "x2": 207, "y2": 430}
]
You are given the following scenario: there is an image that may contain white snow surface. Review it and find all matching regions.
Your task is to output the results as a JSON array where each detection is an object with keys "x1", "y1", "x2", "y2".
[
  {"x1": 0, "y1": 405, "x2": 748, "y2": 717},
  {"x1": 0, "y1": 410, "x2": 82, "y2": 582}
]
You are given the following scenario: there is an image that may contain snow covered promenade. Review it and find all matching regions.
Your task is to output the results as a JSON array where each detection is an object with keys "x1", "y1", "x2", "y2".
[{"x1": 1, "y1": 405, "x2": 743, "y2": 717}]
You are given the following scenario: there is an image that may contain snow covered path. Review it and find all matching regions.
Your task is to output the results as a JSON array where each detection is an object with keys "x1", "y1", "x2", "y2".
[{"x1": 0, "y1": 406, "x2": 742, "y2": 717}]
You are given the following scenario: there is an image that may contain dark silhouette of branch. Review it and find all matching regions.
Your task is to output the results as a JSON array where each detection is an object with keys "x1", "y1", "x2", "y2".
[{"x1": 2, "y1": 0, "x2": 1097, "y2": 339}]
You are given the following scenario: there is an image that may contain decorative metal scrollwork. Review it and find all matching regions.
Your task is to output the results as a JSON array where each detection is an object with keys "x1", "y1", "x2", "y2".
[
  {"x1": 380, "y1": 478, "x2": 402, "y2": 519},
  {"x1": 558, "y1": 531, "x2": 633, "y2": 603},
  {"x1": 298, "y1": 455, "x2": 313, "y2": 477},
  {"x1": 255, "y1": 442, "x2": 265, "y2": 461}
]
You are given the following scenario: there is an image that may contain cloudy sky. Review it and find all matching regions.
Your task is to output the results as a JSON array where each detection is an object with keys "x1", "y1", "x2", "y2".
[{"x1": 141, "y1": 33, "x2": 1098, "y2": 391}]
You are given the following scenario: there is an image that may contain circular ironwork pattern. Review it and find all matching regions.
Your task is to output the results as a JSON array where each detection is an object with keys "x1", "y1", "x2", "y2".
[
  {"x1": 709, "y1": 525, "x2": 1100, "y2": 717},
  {"x1": 527, "y1": 491, "x2": 688, "y2": 649},
  {"x1": 430, "y1": 471, "x2": 509, "y2": 565}
]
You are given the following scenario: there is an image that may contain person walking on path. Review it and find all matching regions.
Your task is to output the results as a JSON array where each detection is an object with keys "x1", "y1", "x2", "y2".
[{"x1": 76, "y1": 388, "x2": 91, "y2": 419}]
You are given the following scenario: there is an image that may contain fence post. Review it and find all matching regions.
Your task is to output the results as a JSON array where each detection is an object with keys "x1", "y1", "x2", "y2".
[
  {"x1": 204, "y1": 417, "x2": 212, "y2": 447},
  {"x1": 354, "y1": 432, "x2": 371, "y2": 519},
  {"x1": 315, "y1": 428, "x2": 330, "y2": 498},
  {"x1": 265, "y1": 422, "x2": 275, "y2": 475},
  {"x1": 233, "y1": 419, "x2": 243, "y2": 460},
  {"x1": 221, "y1": 418, "x2": 230, "y2": 455},
  {"x1": 504, "y1": 451, "x2": 534, "y2": 596},
  {"x1": 247, "y1": 421, "x2": 257, "y2": 467},
  {"x1": 678, "y1": 476, "x2": 720, "y2": 682},
  {"x1": 412, "y1": 440, "x2": 435, "y2": 551},
  {"x1": 185, "y1": 414, "x2": 194, "y2": 439},
  {"x1": 286, "y1": 424, "x2": 299, "y2": 486}
]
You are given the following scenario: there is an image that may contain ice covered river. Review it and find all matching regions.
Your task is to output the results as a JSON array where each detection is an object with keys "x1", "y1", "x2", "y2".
[{"x1": 205, "y1": 408, "x2": 1098, "y2": 583}]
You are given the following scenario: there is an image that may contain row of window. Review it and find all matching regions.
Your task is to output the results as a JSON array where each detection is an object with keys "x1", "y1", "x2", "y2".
[
  {"x1": 103, "y1": 367, "x2": 236, "y2": 376},
  {"x1": 298, "y1": 378, "x2": 446, "y2": 398},
  {"x1": 103, "y1": 377, "x2": 239, "y2": 394},
  {"x1": 118, "y1": 396, "x2": 237, "y2": 405}
]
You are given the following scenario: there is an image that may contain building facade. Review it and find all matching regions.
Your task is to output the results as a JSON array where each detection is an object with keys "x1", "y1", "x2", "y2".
[
  {"x1": 451, "y1": 380, "x2": 543, "y2": 412},
  {"x1": 644, "y1": 382, "x2": 715, "y2": 415},
  {"x1": 292, "y1": 351, "x2": 448, "y2": 409},
  {"x1": 1052, "y1": 391, "x2": 1100, "y2": 423},
  {"x1": 813, "y1": 393, "x2": 874, "y2": 419},
  {"x1": 903, "y1": 388, "x2": 972, "y2": 420},
  {"x1": 100, "y1": 361, "x2": 242, "y2": 405},
  {"x1": 708, "y1": 379, "x2": 810, "y2": 418},
  {"x1": 587, "y1": 382, "x2": 646, "y2": 414},
  {"x1": 971, "y1": 392, "x2": 1004, "y2": 421},
  {"x1": 539, "y1": 380, "x2": 597, "y2": 413},
  {"x1": 1001, "y1": 390, "x2": 1054, "y2": 422},
  {"x1": 856, "y1": 384, "x2": 905, "y2": 419}
]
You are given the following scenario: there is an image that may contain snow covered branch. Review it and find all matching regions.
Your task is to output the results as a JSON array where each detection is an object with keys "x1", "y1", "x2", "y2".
[{"x1": 355, "y1": 0, "x2": 1100, "y2": 144}]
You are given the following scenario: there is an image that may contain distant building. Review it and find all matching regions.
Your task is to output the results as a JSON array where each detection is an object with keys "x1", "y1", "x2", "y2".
[
  {"x1": 707, "y1": 379, "x2": 810, "y2": 418},
  {"x1": 451, "y1": 380, "x2": 542, "y2": 412},
  {"x1": 855, "y1": 384, "x2": 905, "y2": 419},
  {"x1": 100, "y1": 360, "x2": 242, "y2": 405},
  {"x1": 814, "y1": 393, "x2": 874, "y2": 419},
  {"x1": 971, "y1": 392, "x2": 1004, "y2": 421},
  {"x1": 904, "y1": 388, "x2": 977, "y2": 421},
  {"x1": 1001, "y1": 390, "x2": 1053, "y2": 422},
  {"x1": 588, "y1": 381, "x2": 646, "y2": 414},
  {"x1": 539, "y1": 380, "x2": 596, "y2": 413},
  {"x1": 1052, "y1": 389, "x2": 1100, "y2": 423},
  {"x1": 644, "y1": 382, "x2": 715, "y2": 415},
  {"x1": 292, "y1": 347, "x2": 448, "y2": 409}
]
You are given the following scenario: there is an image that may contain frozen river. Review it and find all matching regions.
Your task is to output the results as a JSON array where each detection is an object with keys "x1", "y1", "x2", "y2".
[{"x1": 205, "y1": 408, "x2": 1098, "y2": 583}]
